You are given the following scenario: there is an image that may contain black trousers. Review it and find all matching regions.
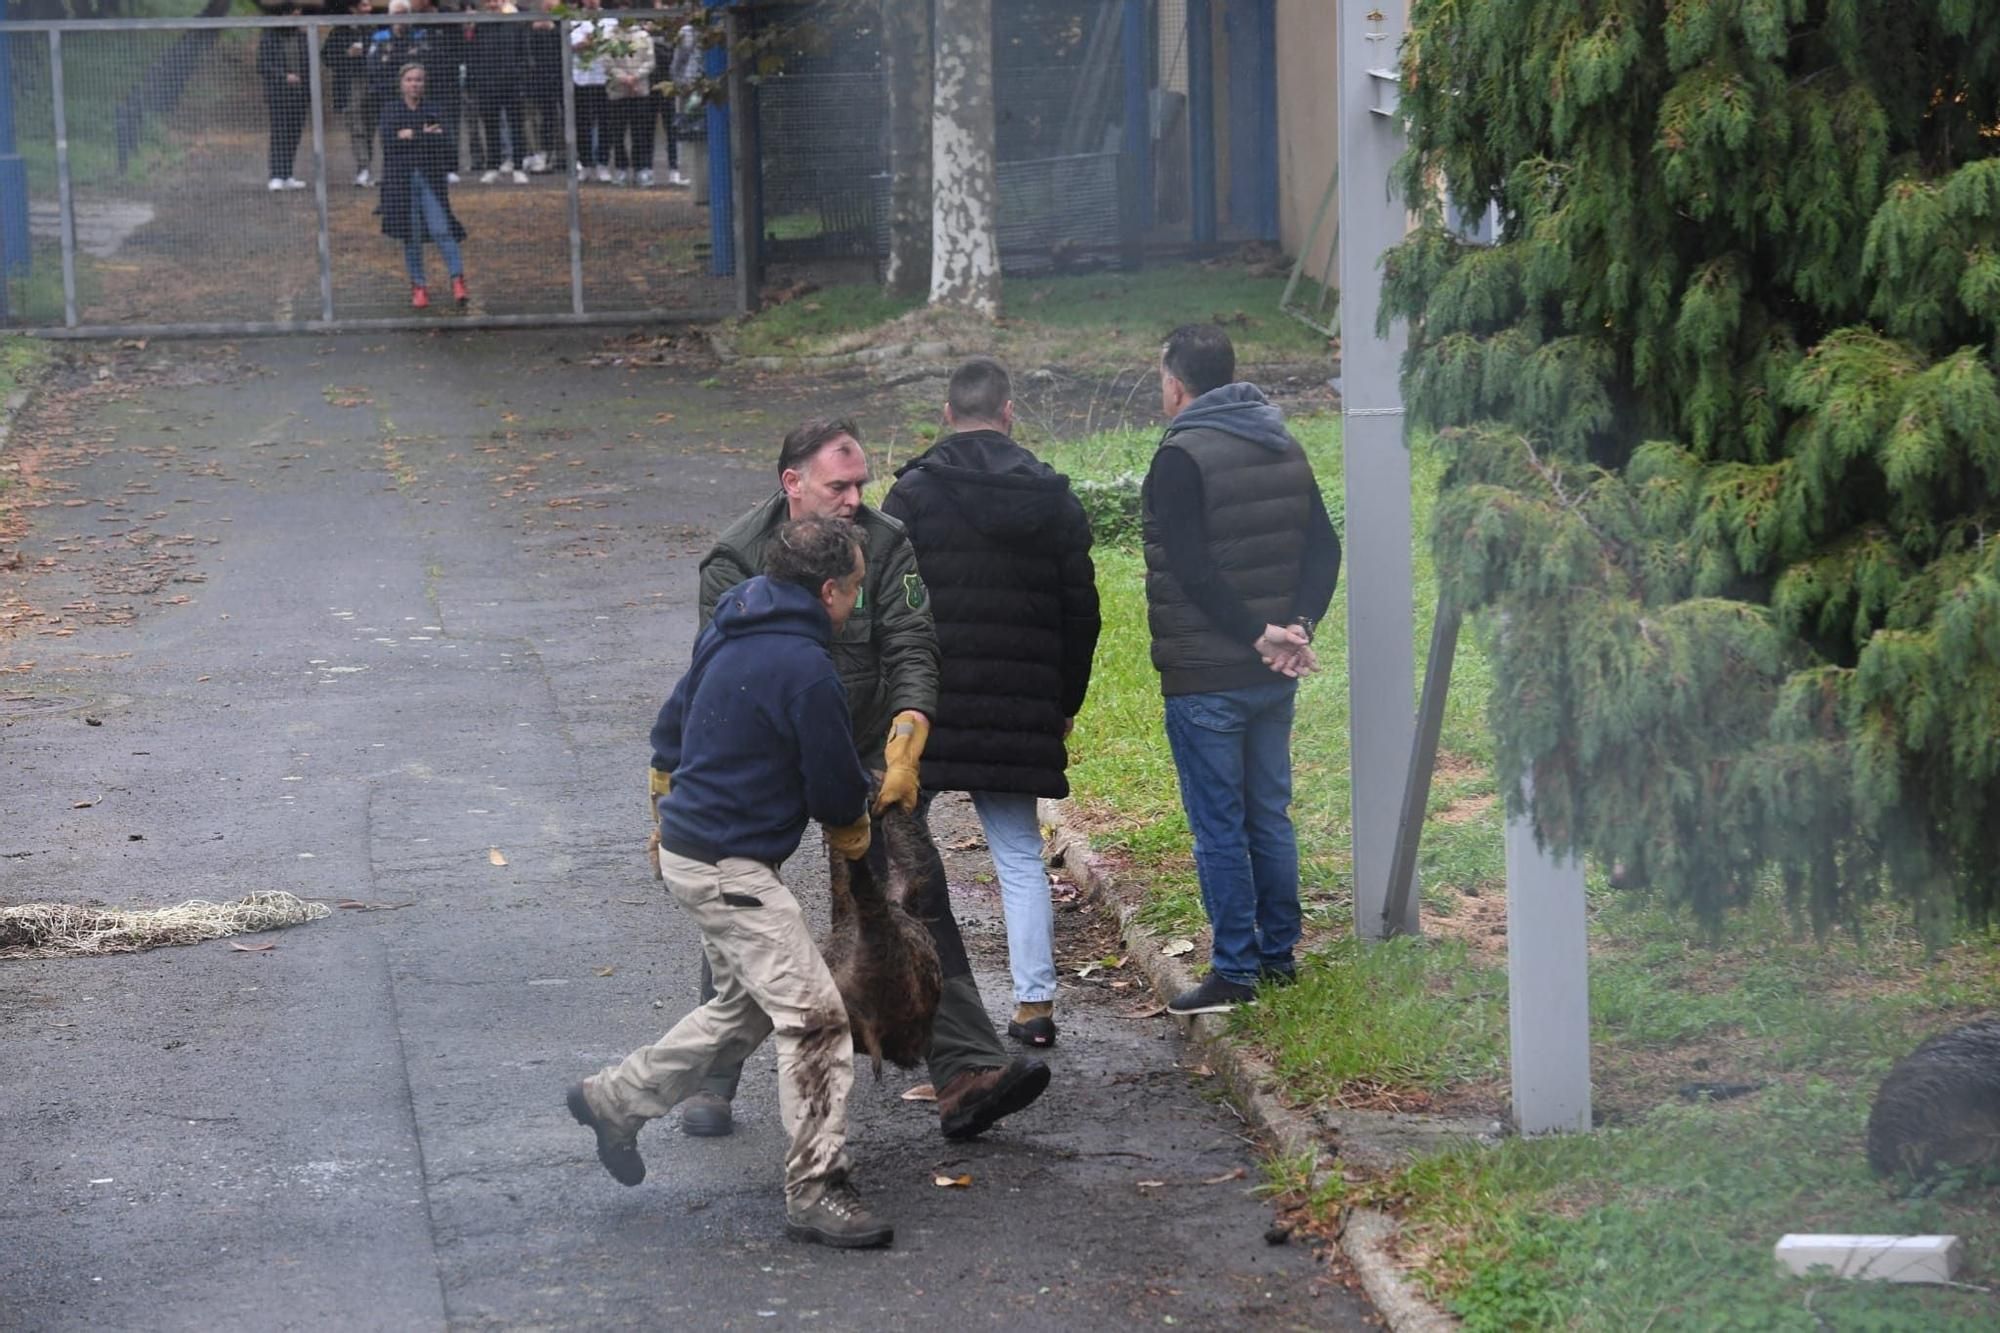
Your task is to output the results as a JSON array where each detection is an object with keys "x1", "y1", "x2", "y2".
[
  {"x1": 474, "y1": 89, "x2": 523, "y2": 171},
  {"x1": 607, "y1": 94, "x2": 654, "y2": 172},
  {"x1": 528, "y1": 86, "x2": 563, "y2": 166},
  {"x1": 266, "y1": 90, "x2": 308, "y2": 180},
  {"x1": 574, "y1": 84, "x2": 609, "y2": 167}
]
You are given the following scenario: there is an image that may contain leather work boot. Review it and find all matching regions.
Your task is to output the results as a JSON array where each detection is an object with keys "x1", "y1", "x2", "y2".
[
  {"x1": 565, "y1": 1081, "x2": 645, "y2": 1186},
  {"x1": 678, "y1": 1091, "x2": 734, "y2": 1137},
  {"x1": 936, "y1": 1056, "x2": 1051, "y2": 1141},
  {"x1": 784, "y1": 1180, "x2": 893, "y2": 1249}
]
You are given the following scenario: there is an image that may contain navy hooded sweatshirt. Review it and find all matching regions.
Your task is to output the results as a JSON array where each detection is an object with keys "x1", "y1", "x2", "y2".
[{"x1": 650, "y1": 575, "x2": 870, "y2": 866}]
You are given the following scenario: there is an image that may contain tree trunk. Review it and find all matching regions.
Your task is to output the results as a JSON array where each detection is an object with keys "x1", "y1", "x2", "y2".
[
  {"x1": 928, "y1": 0, "x2": 999, "y2": 317},
  {"x1": 881, "y1": 0, "x2": 932, "y2": 300}
]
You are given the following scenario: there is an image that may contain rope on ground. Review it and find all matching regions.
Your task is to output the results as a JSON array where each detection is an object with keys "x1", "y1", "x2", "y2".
[{"x1": 0, "y1": 891, "x2": 330, "y2": 960}]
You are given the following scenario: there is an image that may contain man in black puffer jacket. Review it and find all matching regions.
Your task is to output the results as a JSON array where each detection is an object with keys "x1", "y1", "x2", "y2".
[{"x1": 882, "y1": 358, "x2": 1100, "y2": 1049}]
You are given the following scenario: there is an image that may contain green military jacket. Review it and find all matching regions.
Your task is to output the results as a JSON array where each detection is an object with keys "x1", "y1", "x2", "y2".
[{"x1": 697, "y1": 492, "x2": 940, "y2": 764}]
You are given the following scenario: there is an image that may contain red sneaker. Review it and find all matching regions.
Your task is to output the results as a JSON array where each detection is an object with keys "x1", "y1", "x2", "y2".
[
  {"x1": 410, "y1": 284, "x2": 429, "y2": 310},
  {"x1": 451, "y1": 276, "x2": 468, "y2": 306}
]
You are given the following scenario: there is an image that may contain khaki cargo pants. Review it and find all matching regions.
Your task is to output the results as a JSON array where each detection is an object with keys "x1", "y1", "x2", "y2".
[{"x1": 589, "y1": 850, "x2": 854, "y2": 1201}]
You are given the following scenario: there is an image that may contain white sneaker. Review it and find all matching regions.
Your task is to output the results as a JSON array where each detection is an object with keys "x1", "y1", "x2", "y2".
[
  {"x1": 594, "y1": 165, "x2": 612, "y2": 183},
  {"x1": 612, "y1": 168, "x2": 629, "y2": 185},
  {"x1": 479, "y1": 169, "x2": 499, "y2": 184},
  {"x1": 511, "y1": 169, "x2": 529, "y2": 185},
  {"x1": 667, "y1": 169, "x2": 688, "y2": 186},
  {"x1": 523, "y1": 152, "x2": 544, "y2": 173},
  {"x1": 499, "y1": 160, "x2": 515, "y2": 174},
  {"x1": 268, "y1": 177, "x2": 285, "y2": 191},
  {"x1": 637, "y1": 169, "x2": 655, "y2": 188},
  {"x1": 446, "y1": 171, "x2": 461, "y2": 185},
  {"x1": 576, "y1": 161, "x2": 587, "y2": 179},
  {"x1": 283, "y1": 177, "x2": 306, "y2": 190},
  {"x1": 354, "y1": 167, "x2": 372, "y2": 187}
]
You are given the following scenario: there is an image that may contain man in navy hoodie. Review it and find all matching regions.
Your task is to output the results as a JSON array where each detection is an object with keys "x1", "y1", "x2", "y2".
[{"x1": 566, "y1": 516, "x2": 892, "y2": 1249}]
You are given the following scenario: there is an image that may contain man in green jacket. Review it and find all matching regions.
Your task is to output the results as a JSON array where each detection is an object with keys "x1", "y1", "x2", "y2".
[{"x1": 664, "y1": 417, "x2": 1051, "y2": 1141}]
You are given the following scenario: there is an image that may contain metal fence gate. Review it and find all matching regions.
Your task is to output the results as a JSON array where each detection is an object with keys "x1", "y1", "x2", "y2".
[{"x1": 0, "y1": 10, "x2": 742, "y2": 335}]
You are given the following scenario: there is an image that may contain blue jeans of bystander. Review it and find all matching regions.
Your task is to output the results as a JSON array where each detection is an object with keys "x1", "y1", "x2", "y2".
[
  {"x1": 968, "y1": 790, "x2": 1057, "y2": 1004},
  {"x1": 404, "y1": 173, "x2": 463, "y2": 286},
  {"x1": 1162, "y1": 679, "x2": 1302, "y2": 987}
]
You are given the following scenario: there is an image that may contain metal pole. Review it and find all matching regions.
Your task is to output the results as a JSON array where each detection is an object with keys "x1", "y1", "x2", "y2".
[
  {"x1": 1506, "y1": 772, "x2": 1593, "y2": 1135},
  {"x1": 47, "y1": 29, "x2": 76, "y2": 329},
  {"x1": 701, "y1": 0, "x2": 734, "y2": 277},
  {"x1": 723, "y1": 4, "x2": 756, "y2": 313},
  {"x1": 304, "y1": 22, "x2": 335, "y2": 324},
  {"x1": 561, "y1": 18, "x2": 584, "y2": 316},
  {"x1": 1381, "y1": 601, "x2": 1459, "y2": 936},
  {"x1": 1339, "y1": 0, "x2": 1414, "y2": 939},
  {"x1": 1185, "y1": 0, "x2": 1216, "y2": 248},
  {"x1": 1119, "y1": 0, "x2": 1151, "y2": 257}
]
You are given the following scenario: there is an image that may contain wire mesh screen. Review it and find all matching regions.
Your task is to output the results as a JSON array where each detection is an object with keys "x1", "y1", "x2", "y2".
[{"x1": 0, "y1": 12, "x2": 731, "y2": 332}]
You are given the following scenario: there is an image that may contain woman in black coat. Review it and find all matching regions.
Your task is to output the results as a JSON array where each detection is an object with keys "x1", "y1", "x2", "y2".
[
  {"x1": 377, "y1": 63, "x2": 470, "y2": 309},
  {"x1": 256, "y1": 9, "x2": 310, "y2": 190}
]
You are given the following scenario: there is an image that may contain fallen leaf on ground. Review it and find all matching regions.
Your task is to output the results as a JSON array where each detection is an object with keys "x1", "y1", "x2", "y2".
[
  {"x1": 1187, "y1": 1063, "x2": 1214, "y2": 1077},
  {"x1": 1160, "y1": 938, "x2": 1195, "y2": 958},
  {"x1": 1119, "y1": 1003, "x2": 1168, "y2": 1019},
  {"x1": 71, "y1": 796, "x2": 100, "y2": 809},
  {"x1": 932, "y1": 1174, "x2": 972, "y2": 1188},
  {"x1": 900, "y1": 1084, "x2": 936, "y2": 1102},
  {"x1": 487, "y1": 848, "x2": 508, "y2": 866},
  {"x1": 229, "y1": 941, "x2": 276, "y2": 952},
  {"x1": 1137, "y1": 1179, "x2": 1167, "y2": 1189},
  {"x1": 336, "y1": 899, "x2": 414, "y2": 911},
  {"x1": 1201, "y1": 1168, "x2": 1247, "y2": 1185},
  {"x1": 595, "y1": 965, "x2": 615, "y2": 977}
]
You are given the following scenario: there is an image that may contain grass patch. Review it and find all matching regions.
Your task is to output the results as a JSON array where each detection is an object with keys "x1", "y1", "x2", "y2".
[
  {"x1": 0, "y1": 335, "x2": 51, "y2": 402},
  {"x1": 1042, "y1": 412, "x2": 2000, "y2": 1327},
  {"x1": 725, "y1": 255, "x2": 1335, "y2": 367}
]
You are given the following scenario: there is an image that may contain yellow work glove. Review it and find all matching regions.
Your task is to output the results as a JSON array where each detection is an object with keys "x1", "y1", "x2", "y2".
[
  {"x1": 872, "y1": 710, "x2": 930, "y2": 814},
  {"x1": 825, "y1": 813, "x2": 872, "y2": 861},
  {"x1": 648, "y1": 766, "x2": 672, "y2": 825}
]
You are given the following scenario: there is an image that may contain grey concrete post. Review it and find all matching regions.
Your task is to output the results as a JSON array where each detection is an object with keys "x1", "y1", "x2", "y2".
[
  {"x1": 1504, "y1": 776, "x2": 1592, "y2": 1134},
  {"x1": 1337, "y1": 0, "x2": 1415, "y2": 939}
]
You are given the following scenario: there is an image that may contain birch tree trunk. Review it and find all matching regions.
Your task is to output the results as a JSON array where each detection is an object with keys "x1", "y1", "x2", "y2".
[
  {"x1": 882, "y1": 0, "x2": 932, "y2": 298},
  {"x1": 928, "y1": 0, "x2": 999, "y2": 317}
]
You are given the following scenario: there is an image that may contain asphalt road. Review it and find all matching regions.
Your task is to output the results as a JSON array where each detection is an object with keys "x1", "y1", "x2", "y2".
[{"x1": 0, "y1": 332, "x2": 1373, "y2": 1331}]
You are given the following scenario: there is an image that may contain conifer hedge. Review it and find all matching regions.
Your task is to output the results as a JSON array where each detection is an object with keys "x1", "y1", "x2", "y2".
[{"x1": 1383, "y1": 1, "x2": 1999, "y2": 929}]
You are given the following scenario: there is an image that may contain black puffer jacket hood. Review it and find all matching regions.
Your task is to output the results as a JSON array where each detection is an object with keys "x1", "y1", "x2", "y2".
[{"x1": 893, "y1": 431, "x2": 1082, "y2": 545}]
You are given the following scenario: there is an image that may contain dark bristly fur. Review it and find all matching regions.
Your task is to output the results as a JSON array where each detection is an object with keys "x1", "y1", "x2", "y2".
[
  {"x1": 1866, "y1": 1016, "x2": 2000, "y2": 1186},
  {"x1": 819, "y1": 805, "x2": 943, "y2": 1079}
]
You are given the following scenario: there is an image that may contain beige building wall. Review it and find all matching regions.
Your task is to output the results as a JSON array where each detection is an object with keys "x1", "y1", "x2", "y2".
[{"x1": 1275, "y1": 0, "x2": 1338, "y2": 287}]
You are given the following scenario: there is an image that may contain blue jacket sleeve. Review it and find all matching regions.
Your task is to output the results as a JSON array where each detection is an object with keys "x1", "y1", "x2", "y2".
[
  {"x1": 787, "y1": 676, "x2": 870, "y2": 827},
  {"x1": 649, "y1": 672, "x2": 690, "y2": 775}
]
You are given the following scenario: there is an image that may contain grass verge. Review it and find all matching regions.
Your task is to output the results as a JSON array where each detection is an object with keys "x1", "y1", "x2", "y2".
[
  {"x1": 1044, "y1": 414, "x2": 2000, "y2": 1330},
  {"x1": 725, "y1": 254, "x2": 1335, "y2": 368}
]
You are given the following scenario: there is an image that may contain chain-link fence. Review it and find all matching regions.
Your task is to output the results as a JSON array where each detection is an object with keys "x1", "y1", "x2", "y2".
[{"x1": 0, "y1": 10, "x2": 736, "y2": 333}]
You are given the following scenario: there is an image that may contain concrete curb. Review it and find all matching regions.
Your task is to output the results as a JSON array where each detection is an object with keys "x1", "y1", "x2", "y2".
[{"x1": 1044, "y1": 805, "x2": 1460, "y2": 1333}]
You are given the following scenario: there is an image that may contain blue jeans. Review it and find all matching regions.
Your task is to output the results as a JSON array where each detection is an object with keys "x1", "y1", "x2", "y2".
[
  {"x1": 403, "y1": 173, "x2": 463, "y2": 286},
  {"x1": 1163, "y1": 679, "x2": 1301, "y2": 987},
  {"x1": 969, "y1": 790, "x2": 1057, "y2": 1004}
]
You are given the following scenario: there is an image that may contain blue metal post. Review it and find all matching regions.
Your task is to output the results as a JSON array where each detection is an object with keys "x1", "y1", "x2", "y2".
[
  {"x1": 1225, "y1": 0, "x2": 1278, "y2": 240},
  {"x1": 1185, "y1": 0, "x2": 1216, "y2": 247},
  {"x1": 1120, "y1": 0, "x2": 1151, "y2": 229},
  {"x1": 0, "y1": 21, "x2": 31, "y2": 278},
  {"x1": 702, "y1": 0, "x2": 734, "y2": 278}
]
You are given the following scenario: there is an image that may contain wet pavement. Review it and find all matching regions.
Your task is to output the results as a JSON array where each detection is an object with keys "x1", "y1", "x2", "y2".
[{"x1": 0, "y1": 331, "x2": 1373, "y2": 1331}]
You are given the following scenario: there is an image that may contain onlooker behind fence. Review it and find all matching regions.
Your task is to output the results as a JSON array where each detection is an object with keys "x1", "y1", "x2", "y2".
[
  {"x1": 520, "y1": 0, "x2": 565, "y2": 174},
  {"x1": 370, "y1": 0, "x2": 434, "y2": 173},
  {"x1": 569, "y1": 0, "x2": 614, "y2": 182},
  {"x1": 465, "y1": 0, "x2": 528, "y2": 184},
  {"x1": 257, "y1": 5, "x2": 310, "y2": 192},
  {"x1": 325, "y1": 0, "x2": 381, "y2": 187},
  {"x1": 602, "y1": 0, "x2": 657, "y2": 187},
  {"x1": 1141, "y1": 323, "x2": 1341, "y2": 1017},
  {"x1": 422, "y1": 0, "x2": 467, "y2": 184},
  {"x1": 378, "y1": 61, "x2": 470, "y2": 310},
  {"x1": 880, "y1": 358, "x2": 1101, "y2": 1049},
  {"x1": 659, "y1": 19, "x2": 698, "y2": 188}
]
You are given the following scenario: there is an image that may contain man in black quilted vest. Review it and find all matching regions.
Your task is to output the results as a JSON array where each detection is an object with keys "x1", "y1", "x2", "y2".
[
  {"x1": 1140, "y1": 324, "x2": 1342, "y2": 1015},
  {"x1": 883, "y1": 357, "x2": 1101, "y2": 1049}
]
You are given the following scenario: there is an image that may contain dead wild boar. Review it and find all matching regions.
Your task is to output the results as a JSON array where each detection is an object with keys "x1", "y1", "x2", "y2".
[
  {"x1": 819, "y1": 805, "x2": 944, "y2": 1079},
  {"x1": 1866, "y1": 1015, "x2": 2000, "y2": 1186}
]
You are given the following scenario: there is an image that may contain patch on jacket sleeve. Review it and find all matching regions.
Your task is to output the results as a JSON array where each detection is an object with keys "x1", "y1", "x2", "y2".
[{"x1": 902, "y1": 573, "x2": 927, "y2": 609}]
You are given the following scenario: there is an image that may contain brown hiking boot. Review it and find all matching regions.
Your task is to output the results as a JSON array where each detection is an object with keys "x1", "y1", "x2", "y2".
[
  {"x1": 678, "y1": 1091, "x2": 734, "y2": 1138},
  {"x1": 784, "y1": 1179, "x2": 894, "y2": 1249},
  {"x1": 936, "y1": 1056, "x2": 1051, "y2": 1141}
]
